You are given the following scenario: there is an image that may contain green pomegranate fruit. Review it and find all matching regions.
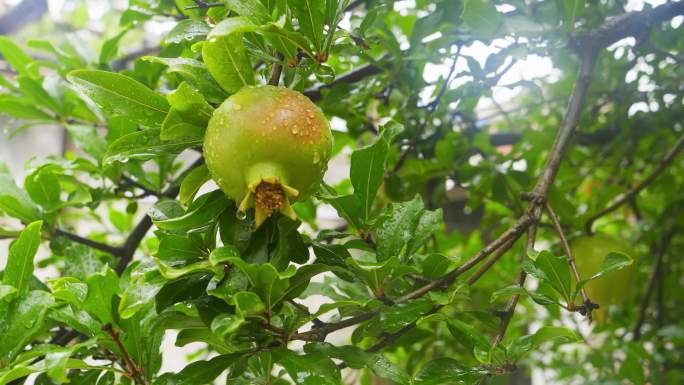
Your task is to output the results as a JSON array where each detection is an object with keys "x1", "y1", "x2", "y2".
[
  {"x1": 204, "y1": 85, "x2": 332, "y2": 227},
  {"x1": 570, "y1": 233, "x2": 636, "y2": 325}
]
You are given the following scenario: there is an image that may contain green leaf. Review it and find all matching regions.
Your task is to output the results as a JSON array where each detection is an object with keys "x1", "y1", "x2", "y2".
[
  {"x1": 152, "y1": 191, "x2": 230, "y2": 231},
  {"x1": 318, "y1": 190, "x2": 364, "y2": 229},
  {"x1": 509, "y1": 326, "x2": 582, "y2": 361},
  {"x1": 99, "y1": 27, "x2": 130, "y2": 65},
  {"x1": 144, "y1": 56, "x2": 226, "y2": 104},
  {"x1": 562, "y1": 0, "x2": 586, "y2": 29},
  {"x1": 0, "y1": 290, "x2": 55, "y2": 364},
  {"x1": 375, "y1": 195, "x2": 442, "y2": 262},
  {"x1": 179, "y1": 164, "x2": 210, "y2": 205},
  {"x1": 25, "y1": 168, "x2": 61, "y2": 210},
  {"x1": 0, "y1": 162, "x2": 41, "y2": 223},
  {"x1": 17, "y1": 76, "x2": 61, "y2": 113},
  {"x1": 350, "y1": 133, "x2": 389, "y2": 221},
  {"x1": 67, "y1": 69, "x2": 169, "y2": 128},
  {"x1": 0, "y1": 95, "x2": 53, "y2": 121},
  {"x1": 49, "y1": 277, "x2": 87, "y2": 305},
  {"x1": 155, "y1": 273, "x2": 213, "y2": 312},
  {"x1": 209, "y1": 245, "x2": 242, "y2": 266},
  {"x1": 118, "y1": 272, "x2": 166, "y2": 319},
  {"x1": 157, "y1": 260, "x2": 216, "y2": 280},
  {"x1": 367, "y1": 298, "x2": 433, "y2": 335},
  {"x1": 223, "y1": 0, "x2": 271, "y2": 24},
  {"x1": 156, "y1": 234, "x2": 204, "y2": 263},
  {"x1": 82, "y1": 267, "x2": 120, "y2": 324},
  {"x1": 461, "y1": 0, "x2": 503, "y2": 39},
  {"x1": 305, "y1": 342, "x2": 410, "y2": 384},
  {"x1": 522, "y1": 250, "x2": 572, "y2": 303},
  {"x1": 210, "y1": 313, "x2": 245, "y2": 337},
  {"x1": 163, "y1": 82, "x2": 214, "y2": 142},
  {"x1": 446, "y1": 318, "x2": 491, "y2": 354},
  {"x1": 413, "y1": 358, "x2": 484, "y2": 385},
  {"x1": 233, "y1": 291, "x2": 266, "y2": 317},
  {"x1": 165, "y1": 19, "x2": 211, "y2": 46},
  {"x1": 104, "y1": 128, "x2": 202, "y2": 165},
  {"x1": 64, "y1": 244, "x2": 105, "y2": 281},
  {"x1": 574, "y1": 252, "x2": 634, "y2": 297},
  {"x1": 155, "y1": 354, "x2": 243, "y2": 385},
  {"x1": 274, "y1": 348, "x2": 341, "y2": 385},
  {"x1": 346, "y1": 256, "x2": 399, "y2": 292},
  {"x1": 291, "y1": 0, "x2": 325, "y2": 51},
  {"x1": 203, "y1": 17, "x2": 255, "y2": 94},
  {"x1": 0, "y1": 36, "x2": 35, "y2": 77},
  {"x1": 3, "y1": 221, "x2": 43, "y2": 295},
  {"x1": 224, "y1": 258, "x2": 294, "y2": 311},
  {"x1": 66, "y1": 125, "x2": 108, "y2": 163}
]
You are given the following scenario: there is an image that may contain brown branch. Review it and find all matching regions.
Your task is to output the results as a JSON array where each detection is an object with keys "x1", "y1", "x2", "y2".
[
  {"x1": 115, "y1": 156, "x2": 204, "y2": 274},
  {"x1": 0, "y1": 0, "x2": 47, "y2": 35},
  {"x1": 269, "y1": 53, "x2": 284, "y2": 86},
  {"x1": 103, "y1": 324, "x2": 146, "y2": 385},
  {"x1": 397, "y1": 214, "x2": 534, "y2": 303},
  {"x1": 54, "y1": 229, "x2": 123, "y2": 256},
  {"x1": 633, "y1": 210, "x2": 681, "y2": 340},
  {"x1": 303, "y1": 62, "x2": 384, "y2": 101},
  {"x1": 585, "y1": 132, "x2": 684, "y2": 232},
  {"x1": 466, "y1": 237, "x2": 517, "y2": 286}
]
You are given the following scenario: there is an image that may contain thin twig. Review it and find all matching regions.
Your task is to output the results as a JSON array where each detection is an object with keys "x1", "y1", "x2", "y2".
[
  {"x1": 466, "y1": 237, "x2": 517, "y2": 286},
  {"x1": 397, "y1": 214, "x2": 534, "y2": 303},
  {"x1": 103, "y1": 324, "x2": 146, "y2": 385},
  {"x1": 585, "y1": 132, "x2": 684, "y2": 233},
  {"x1": 546, "y1": 203, "x2": 595, "y2": 319},
  {"x1": 269, "y1": 53, "x2": 284, "y2": 86},
  {"x1": 632, "y1": 222, "x2": 677, "y2": 341}
]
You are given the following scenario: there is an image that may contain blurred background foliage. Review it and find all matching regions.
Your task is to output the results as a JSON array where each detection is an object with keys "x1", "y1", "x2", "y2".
[{"x1": 0, "y1": 0, "x2": 683, "y2": 384}]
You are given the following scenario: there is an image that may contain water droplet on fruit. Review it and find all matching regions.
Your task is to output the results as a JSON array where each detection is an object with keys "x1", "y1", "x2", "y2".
[
  {"x1": 313, "y1": 151, "x2": 320, "y2": 164},
  {"x1": 292, "y1": 127, "x2": 299, "y2": 134},
  {"x1": 233, "y1": 103, "x2": 242, "y2": 110},
  {"x1": 236, "y1": 209, "x2": 247, "y2": 220}
]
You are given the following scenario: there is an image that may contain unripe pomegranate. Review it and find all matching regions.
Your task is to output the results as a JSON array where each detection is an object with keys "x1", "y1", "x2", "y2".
[
  {"x1": 570, "y1": 233, "x2": 636, "y2": 325},
  {"x1": 203, "y1": 85, "x2": 332, "y2": 227}
]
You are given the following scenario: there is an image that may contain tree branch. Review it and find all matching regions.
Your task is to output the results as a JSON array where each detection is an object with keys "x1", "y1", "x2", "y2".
[
  {"x1": 585, "y1": 132, "x2": 684, "y2": 232},
  {"x1": 303, "y1": 62, "x2": 384, "y2": 101},
  {"x1": 0, "y1": 0, "x2": 48, "y2": 35},
  {"x1": 632, "y1": 232, "x2": 672, "y2": 341}
]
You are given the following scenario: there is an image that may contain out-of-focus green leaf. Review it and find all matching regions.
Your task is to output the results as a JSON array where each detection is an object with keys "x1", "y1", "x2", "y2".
[{"x1": 461, "y1": 0, "x2": 503, "y2": 39}]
